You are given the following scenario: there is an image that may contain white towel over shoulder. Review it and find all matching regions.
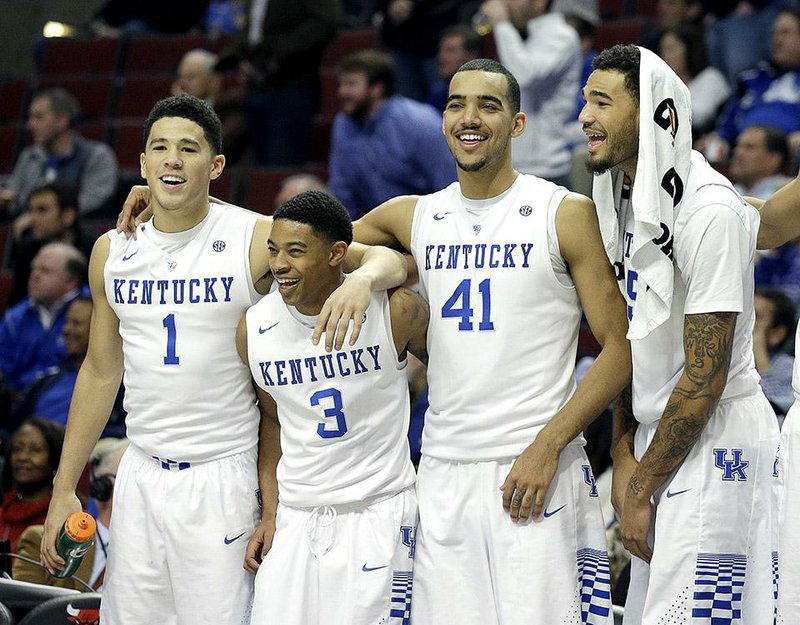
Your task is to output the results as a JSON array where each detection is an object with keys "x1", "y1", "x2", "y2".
[{"x1": 593, "y1": 47, "x2": 692, "y2": 339}]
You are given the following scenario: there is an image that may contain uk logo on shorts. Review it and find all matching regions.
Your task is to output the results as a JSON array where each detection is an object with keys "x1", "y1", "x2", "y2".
[
  {"x1": 400, "y1": 525, "x2": 416, "y2": 559},
  {"x1": 713, "y1": 448, "x2": 749, "y2": 481},
  {"x1": 582, "y1": 465, "x2": 598, "y2": 497}
]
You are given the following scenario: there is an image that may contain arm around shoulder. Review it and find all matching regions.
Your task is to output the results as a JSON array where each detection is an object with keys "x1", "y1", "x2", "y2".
[
  {"x1": 755, "y1": 175, "x2": 800, "y2": 249},
  {"x1": 353, "y1": 195, "x2": 418, "y2": 251}
]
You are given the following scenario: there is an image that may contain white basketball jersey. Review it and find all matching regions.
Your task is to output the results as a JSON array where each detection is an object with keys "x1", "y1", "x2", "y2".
[
  {"x1": 105, "y1": 203, "x2": 261, "y2": 461},
  {"x1": 410, "y1": 175, "x2": 581, "y2": 461},
  {"x1": 616, "y1": 153, "x2": 761, "y2": 423},
  {"x1": 246, "y1": 289, "x2": 415, "y2": 508}
]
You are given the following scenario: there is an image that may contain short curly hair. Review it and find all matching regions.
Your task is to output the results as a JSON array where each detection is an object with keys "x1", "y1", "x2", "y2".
[
  {"x1": 273, "y1": 190, "x2": 353, "y2": 245},
  {"x1": 592, "y1": 45, "x2": 640, "y2": 103},
  {"x1": 143, "y1": 94, "x2": 222, "y2": 154}
]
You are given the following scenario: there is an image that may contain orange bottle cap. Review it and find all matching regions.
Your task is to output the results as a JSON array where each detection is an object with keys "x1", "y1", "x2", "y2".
[{"x1": 64, "y1": 512, "x2": 96, "y2": 542}]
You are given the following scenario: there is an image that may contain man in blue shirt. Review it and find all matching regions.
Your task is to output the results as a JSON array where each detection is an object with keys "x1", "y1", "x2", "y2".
[
  {"x1": 0, "y1": 242, "x2": 87, "y2": 392},
  {"x1": 328, "y1": 50, "x2": 456, "y2": 219}
]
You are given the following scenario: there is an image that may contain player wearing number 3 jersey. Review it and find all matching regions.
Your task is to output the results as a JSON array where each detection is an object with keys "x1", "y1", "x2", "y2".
[
  {"x1": 238, "y1": 191, "x2": 428, "y2": 625},
  {"x1": 39, "y1": 95, "x2": 407, "y2": 625},
  {"x1": 354, "y1": 59, "x2": 631, "y2": 624}
]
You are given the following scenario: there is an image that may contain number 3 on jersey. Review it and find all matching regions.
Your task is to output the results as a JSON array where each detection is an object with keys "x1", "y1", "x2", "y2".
[
  {"x1": 312, "y1": 388, "x2": 347, "y2": 439},
  {"x1": 441, "y1": 278, "x2": 494, "y2": 331}
]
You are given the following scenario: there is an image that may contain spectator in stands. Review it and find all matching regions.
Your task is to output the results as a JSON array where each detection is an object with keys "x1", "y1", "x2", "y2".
[
  {"x1": 706, "y1": 0, "x2": 786, "y2": 85},
  {"x1": 714, "y1": 9, "x2": 800, "y2": 164},
  {"x1": 0, "y1": 418, "x2": 64, "y2": 553},
  {"x1": 91, "y1": 0, "x2": 210, "y2": 37},
  {"x1": 8, "y1": 183, "x2": 94, "y2": 306},
  {"x1": 273, "y1": 173, "x2": 328, "y2": 209},
  {"x1": 172, "y1": 49, "x2": 247, "y2": 165},
  {"x1": 640, "y1": 0, "x2": 703, "y2": 52},
  {"x1": 427, "y1": 25, "x2": 483, "y2": 112},
  {"x1": 659, "y1": 22, "x2": 731, "y2": 136},
  {"x1": 754, "y1": 286, "x2": 795, "y2": 419},
  {"x1": 0, "y1": 89, "x2": 118, "y2": 218},
  {"x1": 215, "y1": 0, "x2": 338, "y2": 166},
  {"x1": 731, "y1": 125, "x2": 792, "y2": 199},
  {"x1": 378, "y1": 0, "x2": 482, "y2": 101},
  {"x1": 328, "y1": 50, "x2": 455, "y2": 219},
  {"x1": 14, "y1": 438, "x2": 128, "y2": 590},
  {"x1": 205, "y1": 0, "x2": 247, "y2": 39},
  {"x1": 0, "y1": 243, "x2": 87, "y2": 393},
  {"x1": 555, "y1": 0, "x2": 600, "y2": 123},
  {"x1": 9, "y1": 296, "x2": 94, "y2": 430},
  {"x1": 480, "y1": 0, "x2": 582, "y2": 187}
]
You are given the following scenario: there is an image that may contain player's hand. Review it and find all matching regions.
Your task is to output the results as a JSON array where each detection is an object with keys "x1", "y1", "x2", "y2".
[
  {"x1": 620, "y1": 487, "x2": 653, "y2": 563},
  {"x1": 243, "y1": 517, "x2": 276, "y2": 573},
  {"x1": 500, "y1": 436, "x2": 560, "y2": 522},
  {"x1": 312, "y1": 273, "x2": 370, "y2": 352},
  {"x1": 611, "y1": 447, "x2": 638, "y2": 519},
  {"x1": 480, "y1": 0, "x2": 509, "y2": 24},
  {"x1": 116, "y1": 185, "x2": 153, "y2": 239},
  {"x1": 40, "y1": 491, "x2": 82, "y2": 574}
]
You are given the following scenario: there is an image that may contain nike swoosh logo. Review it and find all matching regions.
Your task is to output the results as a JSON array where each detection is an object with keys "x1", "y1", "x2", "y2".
[
  {"x1": 433, "y1": 212, "x2": 452, "y2": 221},
  {"x1": 122, "y1": 250, "x2": 138, "y2": 261},
  {"x1": 665, "y1": 488, "x2": 691, "y2": 498},
  {"x1": 543, "y1": 504, "x2": 566, "y2": 518},
  {"x1": 224, "y1": 531, "x2": 246, "y2": 544},
  {"x1": 259, "y1": 322, "x2": 280, "y2": 334},
  {"x1": 361, "y1": 564, "x2": 388, "y2": 572}
]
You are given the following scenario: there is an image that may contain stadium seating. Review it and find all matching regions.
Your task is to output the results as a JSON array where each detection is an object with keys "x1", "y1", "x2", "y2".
[{"x1": 17, "y1": 593, "x2": 100, "y2": 625}]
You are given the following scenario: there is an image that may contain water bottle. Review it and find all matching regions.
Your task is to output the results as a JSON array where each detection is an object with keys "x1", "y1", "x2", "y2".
[{"x1": 53, "y1": 512, "x2": 96, "y2": 578}]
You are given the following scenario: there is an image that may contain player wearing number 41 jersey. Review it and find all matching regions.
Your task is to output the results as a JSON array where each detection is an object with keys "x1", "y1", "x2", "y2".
[
  {"x1": 354, "y1": 59, "x2": 631, "y2": 625},
  {"x1": 39, "y1": 95, "x2": 407, "y2": 625},
  {"x1": 238, "y1": 190, "x2": 428, "y2": 625}
]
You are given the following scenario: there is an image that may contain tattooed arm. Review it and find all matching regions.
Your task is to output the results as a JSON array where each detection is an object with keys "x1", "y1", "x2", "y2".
[
  {"x1": 620, "y1": 312, "x2": 736, "y2": 562},
  {"x1": 611, "y1": 386, "x2": 637, "y2": 518}
]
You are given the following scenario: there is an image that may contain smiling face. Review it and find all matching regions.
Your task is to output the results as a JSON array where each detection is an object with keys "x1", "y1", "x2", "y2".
[
  {"x1": 443, "y1": 70, "x2": 525, "y2": 174},
  {"x1": 140, "y1": 116, "x2": 224, "y2": 216},
  {"x1": 579, "y1": 69, "x2": 640, "y2": 177},
  {"x1": 10, "y1": 424, "x2": 52, "y2": 492},
  {"x1": 267, "y1": 219, "x2": 346, "y2": 315}
]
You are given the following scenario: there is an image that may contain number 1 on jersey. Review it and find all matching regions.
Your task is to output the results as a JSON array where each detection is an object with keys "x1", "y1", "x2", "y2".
[
  {"x1": 441, "y1": 278, "x2": 494, "y2": 331},
  {"x1": 162, "y1": 314, "x2": 180, "y2": 365}
]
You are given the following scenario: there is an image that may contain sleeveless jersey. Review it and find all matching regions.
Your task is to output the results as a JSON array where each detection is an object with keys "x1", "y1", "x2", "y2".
[
  {"x1": 410, "y1": 175, "x2": 581, "y2": 461},
  {"x1": 616, "y1": 153, "x2": 761, "y2": 423},
  {"x1": 105, "y1": 203, "x2": 261, "y2": 461},
  {"x1": 246, "y1": 289, "x2": 415, "y2": 508}
]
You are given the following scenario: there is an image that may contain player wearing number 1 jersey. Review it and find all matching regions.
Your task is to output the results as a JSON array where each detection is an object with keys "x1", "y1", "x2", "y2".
[
  {"x1": 354, "y1": 59, "x2": 631, "y2": 624},
  {"x1": 238, "y1": 191, "x2": 428, "y2": 625},
  {"x1": 39, "y1": 96, "x2": 407, "y2": 625}
]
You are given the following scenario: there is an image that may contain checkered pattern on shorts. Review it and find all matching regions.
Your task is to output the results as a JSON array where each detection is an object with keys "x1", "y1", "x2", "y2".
[
  {"x1": 577, "y1": 547, "x2": 611, "y2": 625},
  {"x1": 389, "y1": 570, "x2": 413, "y2": 625},
  {"x1": 692, "y1": 553, "x2": 747, "y2": 623}
]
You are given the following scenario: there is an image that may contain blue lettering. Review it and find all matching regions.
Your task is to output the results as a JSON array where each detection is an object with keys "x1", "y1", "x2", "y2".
[
  {"x1": 320, "y1": 354, "x2": 336, "y2": 379},
  {"x1": 520, "y1": 243, "x2": 534, "y2": 267},
  {"x1": 204, "y1": 277, "x2": 218, "y2": 303},
  {"x1": 113, "y1": 279, "x2": 124, "y2": 304},
  {"x1": 173, "y1": 280, "x2": 185, "y2": 304},
  {"x1": 141, "y1": 280, "x2": 153, "y2": 305},
  {"x1": 304, "y1": 357, "x2": 319, "y2": 382},
  {"x1": 157, "y1": 280, "x2": 168, "y2": 304},
  {"x1": 425, "y1": 245, "x2": 434, "y2": 271},
  {"x1": 274, "y1": 360, "x2": 288, "y2": 386},
  {"x1": 350, "y1": 348, "x2": 367, "y2": 374},
  {"x1": 288, "y1": 359, "x2": 303, "y2": 385},
  {"x1": 259, "y1": 362, "x2": 274, "y2": 387},
  {"x1": 127, "y1": 279, "x2": 139, "y2": 304},
  {"x1": 502, "y1": 243, "x2": 517, "y2": 268},
  {"x1": 189, "y1": 278, "x2": 201, "y2": 303},
  {"x1": 474, "y1": 244, "x2": 486, "y2": 268},
  {"x1": 447, "y1": 245, "x2": 459, "y2": 269},
  {"x1": 336, "y1": 351, "x2": 351, "y2": 376},
  {"x1": 220, "y1": 276, "x2": 234, "y2": 302},
  {"x1": 366, "y1": 345, "x2": 381, "y2": 370},
  {"x1": 489, "y1": 244, "x2": 501, "y2": 268},
  {"x1": 435, "y1": 245, "x2": 445, "y2": 270},
  {"x1": 461, "y1": 244, "x2": 473, "y2": 269}
]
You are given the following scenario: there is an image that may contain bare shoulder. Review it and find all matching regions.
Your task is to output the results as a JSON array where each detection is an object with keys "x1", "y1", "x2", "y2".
[{"x1": 556, "y1": 191, "x2": 597, "y2": 221}]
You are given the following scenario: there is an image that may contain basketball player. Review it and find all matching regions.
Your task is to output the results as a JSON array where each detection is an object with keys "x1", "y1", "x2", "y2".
[
  {"x1": 239, "y1": 190, "x2": 428, "y2": 625},
  {"x1": 39, "y1": 95, "x2": 407, "y2": 625},
  {"x1": 747, "y1": 175, "x2": 800, "y2": 624},
  {"x1": 353, "y1": 58, "x2": 631, "y2": 624},
  {"x1": 580, "y1": 45, "x2": 778, "y2": 623}
]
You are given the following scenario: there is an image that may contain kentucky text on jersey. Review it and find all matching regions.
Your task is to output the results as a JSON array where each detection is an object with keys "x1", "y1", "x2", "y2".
[
  {"x1": 257, "y1": 345, "x2": 382, "y2": 387},
  {"x1": 423, "y1": 242, "x2": 535, "y2": 271},
  {"x1": 111, "y1": 277, "x2": 235, "y2": 305}
]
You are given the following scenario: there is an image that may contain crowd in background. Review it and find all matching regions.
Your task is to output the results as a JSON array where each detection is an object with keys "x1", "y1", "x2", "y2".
[{"x1": 0, "y1": 0, "x2": 799, "y2": 610}]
